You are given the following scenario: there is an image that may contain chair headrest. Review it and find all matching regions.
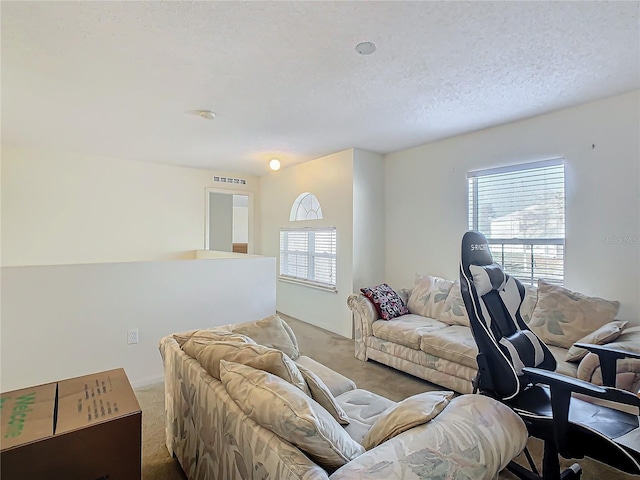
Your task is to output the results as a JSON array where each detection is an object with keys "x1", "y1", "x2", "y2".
[{"x1": 461, "y1": 231, "x2": 494, "y2": 269}]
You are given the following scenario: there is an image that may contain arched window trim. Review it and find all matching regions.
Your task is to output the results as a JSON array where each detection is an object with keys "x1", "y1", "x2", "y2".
[{"x1": 290, "y1": 192, "x2": 323, "y2": 221}]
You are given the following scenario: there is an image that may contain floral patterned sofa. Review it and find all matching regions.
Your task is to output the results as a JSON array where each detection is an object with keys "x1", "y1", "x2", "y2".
[
  {"x1": 159, "y1": 314, "x2": 528, "y2": 480},
  {"x1": 348, "y1": 275, "x2": 640, "y2": 395}
]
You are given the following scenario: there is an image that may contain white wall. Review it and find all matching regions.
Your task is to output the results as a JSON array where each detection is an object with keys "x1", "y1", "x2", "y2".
[
  {"x1": 260, "y1": 149, "x2": 355, "y2": 337},
  {"x1": 385, "y1": 90, "x2": 640, "y2": 322},
  {"x1": 1, "y1": 257, "x2": 276, "y2": 391},
  {"x1": 352, "y1": 149, "x2": 385, "y2": 291},
  {"x1": 1, "y1": 145, "x2": 260, "y2": 266}
]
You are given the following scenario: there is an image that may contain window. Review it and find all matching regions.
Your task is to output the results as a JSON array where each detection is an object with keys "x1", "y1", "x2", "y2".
[
  {"x1": 279, "y1": 227, "x2": 337, "y2": 291},
  {"x1": 290, "y1": 193, "x2": 323, "y2": 221},
  {"x1": 468, "y1": 159, "x2": 565, "y2": 286}
]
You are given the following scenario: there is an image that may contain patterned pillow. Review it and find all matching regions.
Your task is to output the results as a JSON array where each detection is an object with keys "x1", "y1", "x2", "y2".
[
  {"x1": 565, "y1": 320, "x2": 628, "y2": 363},
  {"x1": 297, "y1": 363, "x2": 350, "y2": 425},
  {"x1": 362, "y1": 391, "x2": 454, "y2": 450},
  {"x1": 360, "y1": 283, "x2": 409, "y2": 321},
  {"x1": 407, "y1": 274, "x2": 453, "y2": 319},
  {"x1": 195, "y1": 341, "x2": 310, "y2": 395},
  {"x1": 528, "y1": 280, "x2": 620, "y2": 349},
  {"x1": 220, "y1": 360, "x2": 364, "y2": 470},
  {"x1": 520, "y1": 286, "x2": 538, "y2": 324},
  {"x1": 179, "y1": 332, "x2": 256, "y2": 359},
  {"x1": 439, "y1": 281, "x2": 470, "y2": 327},
  {"x1": 232, "y1": 314, "x2": 300, "y2": 360},
  {"x1": 174, "y1": 329, "x2": 254, "y2": 348}
]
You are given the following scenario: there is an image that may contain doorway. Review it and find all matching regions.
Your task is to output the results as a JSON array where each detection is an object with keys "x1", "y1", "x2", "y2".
[{"x1": 205, "y1": 188, "x2": 253, "y2": 254}]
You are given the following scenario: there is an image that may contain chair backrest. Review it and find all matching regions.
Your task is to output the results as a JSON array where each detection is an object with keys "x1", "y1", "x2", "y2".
[{"x1": 459, "y1": 231, "x2": 556, "y2": 400}]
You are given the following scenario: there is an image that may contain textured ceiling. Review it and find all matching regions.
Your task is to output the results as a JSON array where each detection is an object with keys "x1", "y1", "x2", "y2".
[{"x1": 2, "y1": 1, "x2": 639, "y2": 176}]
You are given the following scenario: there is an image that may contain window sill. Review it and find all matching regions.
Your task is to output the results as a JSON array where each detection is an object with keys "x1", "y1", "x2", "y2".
[{"x1": 278, "y1": 276, "x2": 337, "y2": 293}]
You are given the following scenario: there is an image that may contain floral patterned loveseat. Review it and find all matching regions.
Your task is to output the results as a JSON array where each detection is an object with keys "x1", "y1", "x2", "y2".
[
  {"x1": 159, "y1": 315, "x2": 528, "y2": 480},
  {"x1": 348, "y1": 275, "x2": 640, "y2": 395}
]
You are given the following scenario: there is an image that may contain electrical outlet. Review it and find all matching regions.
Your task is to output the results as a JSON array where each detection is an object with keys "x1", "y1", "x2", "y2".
[{"x1": 127, "y1": 329, "x2": 139, "y2": 345}]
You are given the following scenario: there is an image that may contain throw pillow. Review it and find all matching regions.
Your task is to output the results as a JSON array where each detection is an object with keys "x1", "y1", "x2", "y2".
[
  {"x1": 528, "y1": 280, "x2": 620, "y2": 349},
  {"x1": 439, "y1": 281, "x2": 470, "y2": 327},
  {"x1": 360, "y1": 283, "x2": 409, "y2": 321},
  {"x1": 361, "y1": 390, "x2": 454, "y2": 450},
  {"x1": 520, "y1": 286, "x2": 538, "y2": 324},
  {"x1": 174, "y1": 329, "x2": 254, "y2": 348},
  {"x1": 180, "y1": 332, "x2": 256, "y2": 359},
  {"x1": 195, "y1": 341, "x2": 310, "y2": 395},
  {"x1": 297, "y1": 363, "x2": 350, "y2": 425},
  {"x1": 407, "y1": 274, "x2": 453, "y2": 319},
  {"x1": 565, "y1": 320, "x2": 629, "y2": 363},
  {"x1": 232, "y1": 314, "x2": 300, "y2": 360},
  {"x1": 220, "y1": 360, "x2": 364, "y2": 470}
]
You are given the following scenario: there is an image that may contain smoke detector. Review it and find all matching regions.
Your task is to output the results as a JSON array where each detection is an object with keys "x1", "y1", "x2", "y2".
[
  {"x1": 198, "y1": 110, "x2": 216, "y2": 120},
  {"x1": 355, "y1": 42, "x2": 376, "y2": 55}
]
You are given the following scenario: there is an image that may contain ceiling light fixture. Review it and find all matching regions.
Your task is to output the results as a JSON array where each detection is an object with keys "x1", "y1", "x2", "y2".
[
  {"x1": 198, "y1": 110, "x2": 216, "y2": 120},
  {"x1": 355, "y1": 41, "x2": 376, "y2": 55},
  {"x1": 269, "y1": 159, "x2": 281, "y2": 171}
]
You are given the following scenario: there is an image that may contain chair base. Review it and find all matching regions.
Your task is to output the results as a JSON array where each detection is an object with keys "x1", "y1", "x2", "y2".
[{"x1": 507, "y1": 445, "x2": 582, "y2": 480}]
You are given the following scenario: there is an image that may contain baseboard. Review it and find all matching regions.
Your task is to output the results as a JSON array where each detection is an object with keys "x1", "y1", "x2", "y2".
[{"x1": 131, "y1": 374, "x2": 164, "y2": 389}]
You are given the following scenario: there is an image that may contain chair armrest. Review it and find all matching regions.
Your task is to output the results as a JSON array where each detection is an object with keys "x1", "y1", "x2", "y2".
[
  {"x1": 574, "y1": 342, "x2": 640, "y2": 387},
  {"x1": 523, "y1": 367, "x2": 640, "y2": 407},
  {"x1": 523, "y1": 366, "x2": 640, "y2": 459},
  {"x1": 574, "y1": 342, "x2": 640, "y2": 360},
  {"x1": 523, "y1": 367, "x2": 606, "y2": 395}
]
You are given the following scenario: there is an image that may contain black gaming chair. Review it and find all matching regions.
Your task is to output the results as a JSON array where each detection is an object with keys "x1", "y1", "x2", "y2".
[{"x1": 459, "y1": 230, "x2": 640, "y2": 480}]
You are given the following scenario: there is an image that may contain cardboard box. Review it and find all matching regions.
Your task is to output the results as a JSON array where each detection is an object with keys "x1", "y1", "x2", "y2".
[{"x1": 1, "y1": 368, "x2": 141, "y2": 480}]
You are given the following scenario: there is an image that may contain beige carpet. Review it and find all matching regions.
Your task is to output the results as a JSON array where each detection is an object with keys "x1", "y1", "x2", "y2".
[{"x1": 135, "y1": 315, "x2": 635, "y2": 480}]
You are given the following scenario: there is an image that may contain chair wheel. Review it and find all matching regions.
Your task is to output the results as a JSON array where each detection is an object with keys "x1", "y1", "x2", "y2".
[{"x1": 560, "y1": 463, "x2": 582, "y2": 479}]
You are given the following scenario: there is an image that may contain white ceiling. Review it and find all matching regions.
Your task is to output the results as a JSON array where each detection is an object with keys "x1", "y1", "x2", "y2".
[{"x1": 2, "y1": 1, "x2": 639, "y2": 176}]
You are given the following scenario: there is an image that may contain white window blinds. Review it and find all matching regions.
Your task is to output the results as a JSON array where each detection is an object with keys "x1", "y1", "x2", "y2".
[
  {"x1": 468, "y1": 159, "x2": 565, "y2": 285},
  {"x1": 280, "y1": 227, "x2": 337, "y2": 291}
]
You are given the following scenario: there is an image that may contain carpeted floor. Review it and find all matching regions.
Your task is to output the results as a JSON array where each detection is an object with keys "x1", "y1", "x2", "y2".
[{"x1": 135, "y1": 314, "x2": 635, "y2": 480}]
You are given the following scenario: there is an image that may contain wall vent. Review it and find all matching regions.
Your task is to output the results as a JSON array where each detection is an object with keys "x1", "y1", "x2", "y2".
[{"x1": 212, "y1": 176, "x2": 246, "y2": 185}]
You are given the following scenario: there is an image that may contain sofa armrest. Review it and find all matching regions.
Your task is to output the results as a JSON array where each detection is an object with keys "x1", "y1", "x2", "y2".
[
  {"x1": 295, "y1": 355, "x2": 357, "y2": 397},
  {"x1": 329, "y1": 394, "x2": 527, "y2": 480},
  {"x1": 347, "y1": 294, "x2": 380, "y2": 361}
]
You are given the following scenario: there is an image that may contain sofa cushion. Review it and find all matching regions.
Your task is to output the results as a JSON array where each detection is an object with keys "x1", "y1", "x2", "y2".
[
  {"x1": 336, "y1": 389, "x2": 396, "y2": 445},
  {"x1": 420, "y1": 326, "x2": 478, "y2": 369},
  {"x1": 546, "y1": 345, "x2": 578, "y2": 378},
  {"x1": 372, "y1": 315, "x2": 449, "y2": 350},
  {"x1": 360, "y1": 283, "x2": 409, "y2": 320},
  {"x1": 220, "y1": 360, "x2": 365, "y2": 470},
  {"x1": 232, "y1": 314, "x2": 300, "y2": 360},
  {"x1": 362, "y1": 390, "x2": 454, "y2": 450},
  {"x1": 528, "y1": 280, "x2": 620, "y2": 349},
  {"x1": 407, "y1": 274, "x2": 453, "y2": 319},
  {"x1": 195, "y1": 341, "x2": 310, "y2": 395},
  {"x1": 565, "y1": 320, "x2": 628, "y2": 363},
  {"x1": 297, "y1": 363, "x2": 350, "y2": 425}
]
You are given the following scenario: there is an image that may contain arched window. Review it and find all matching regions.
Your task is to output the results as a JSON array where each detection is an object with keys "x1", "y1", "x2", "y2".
[{"x1": 290, "y1": 193, "x2": 323, "y2": 221}]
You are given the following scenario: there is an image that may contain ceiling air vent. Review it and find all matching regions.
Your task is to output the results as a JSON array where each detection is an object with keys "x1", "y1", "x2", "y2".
[{"x1": 213, "y1": 176, "x2": 246, "y2": 185}]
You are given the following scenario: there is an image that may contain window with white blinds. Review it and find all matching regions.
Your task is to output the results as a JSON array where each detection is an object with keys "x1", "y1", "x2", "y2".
[
  {"x1": 279, "y1": 227, "x2": 337, "y2": 291},
  {"x1": 468, "y1": 159, "x2": 565, "y2": 286}
]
